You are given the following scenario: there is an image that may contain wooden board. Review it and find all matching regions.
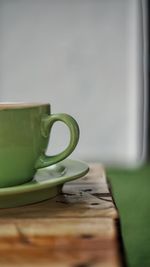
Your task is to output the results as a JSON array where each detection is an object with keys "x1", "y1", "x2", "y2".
[{"x1": 0, "y1": 163, "x2": 122, "y2": 267}]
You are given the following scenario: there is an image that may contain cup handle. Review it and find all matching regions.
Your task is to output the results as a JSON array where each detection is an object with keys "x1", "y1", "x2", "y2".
[{"x1": 35, "y1": 113, "x2": 79, "y2": 169}]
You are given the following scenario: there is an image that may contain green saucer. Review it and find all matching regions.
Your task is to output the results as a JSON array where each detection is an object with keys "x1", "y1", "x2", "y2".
[{"x1": 0, "y1": 159, "x2": 89, "y2": 208}]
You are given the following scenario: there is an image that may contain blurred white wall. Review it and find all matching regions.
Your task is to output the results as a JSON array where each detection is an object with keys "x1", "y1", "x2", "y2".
[{"x1": 0, "y1": 0, "x2": 147, "y2": 166}]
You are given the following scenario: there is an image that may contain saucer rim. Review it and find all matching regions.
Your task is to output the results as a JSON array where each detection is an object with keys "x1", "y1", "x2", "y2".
[{"x1": 0, "y1": 159, "x2": 89, "y2": 196}]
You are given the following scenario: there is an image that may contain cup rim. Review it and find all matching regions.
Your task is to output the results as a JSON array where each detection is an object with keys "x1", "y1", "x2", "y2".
[{"x1": 0, "y1": 102, "x2": 50, "y2": 110}]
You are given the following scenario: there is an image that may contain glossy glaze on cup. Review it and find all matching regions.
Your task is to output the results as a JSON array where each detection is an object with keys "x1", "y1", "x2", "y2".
[{"x1": 0, "y1": 103, "x2": 79, "y2": 187}]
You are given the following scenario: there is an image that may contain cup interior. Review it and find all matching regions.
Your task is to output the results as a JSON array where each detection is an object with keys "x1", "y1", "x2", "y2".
[{"x1": 0, "y1": 102, "x2": 49, "y2": 109}]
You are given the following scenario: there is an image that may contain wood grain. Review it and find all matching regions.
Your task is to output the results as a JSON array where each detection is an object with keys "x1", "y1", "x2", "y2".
[{"x1": 0, "y1": 164, "x2": 121, "y2": 267}]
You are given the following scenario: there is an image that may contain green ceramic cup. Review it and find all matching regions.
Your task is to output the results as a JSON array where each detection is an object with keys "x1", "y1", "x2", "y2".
[{"x1": 0, "y1": 103, "x2": 79, "y2": 188}]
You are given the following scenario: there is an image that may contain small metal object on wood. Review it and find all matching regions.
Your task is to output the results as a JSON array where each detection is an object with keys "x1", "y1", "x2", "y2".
[{"x1": 0, "y1": 163, "x2": 122, "y2": 267}]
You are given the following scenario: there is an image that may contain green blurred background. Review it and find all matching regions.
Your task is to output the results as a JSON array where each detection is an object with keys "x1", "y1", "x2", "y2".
[{"x1": 108, "y1": 165, "x2": 150, "y2": 267}]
